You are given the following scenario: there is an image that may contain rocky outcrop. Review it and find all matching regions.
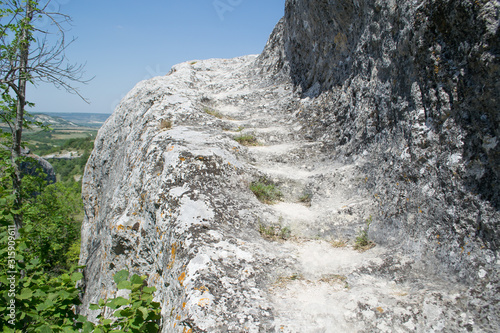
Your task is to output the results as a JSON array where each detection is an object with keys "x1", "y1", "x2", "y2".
[
  {"x1": 80, "y1": 0, "x2": 499, "y2": 332},
  {"x1": 20, "y1": 148, "x2": 57, "y2": 184}
]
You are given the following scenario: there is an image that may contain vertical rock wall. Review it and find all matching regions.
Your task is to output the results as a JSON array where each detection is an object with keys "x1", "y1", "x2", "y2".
[
  {"x1": 262, "y1": 0, "x2": 499, "y2": 277},
  {"x1": 259, "y1": 0, "x2": 500, "y2": 327}
]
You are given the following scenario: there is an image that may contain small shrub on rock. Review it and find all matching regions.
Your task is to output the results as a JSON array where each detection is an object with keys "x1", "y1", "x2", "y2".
[{"x1": 250, "y1": 180, "x2": 282, "y2": 204}]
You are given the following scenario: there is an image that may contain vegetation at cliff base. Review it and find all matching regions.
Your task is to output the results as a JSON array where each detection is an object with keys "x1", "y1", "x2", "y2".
[{"x1": 90, "y1": 270, "x2": 161, "y2": 332}]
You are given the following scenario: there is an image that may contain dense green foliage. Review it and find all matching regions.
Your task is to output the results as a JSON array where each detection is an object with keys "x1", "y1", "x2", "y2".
[
  {"x1": 0, "y1": 144, "x2": 88, "y2": 331},
  {"x1": 90, "y1": 270, "x2": 161, "y2": 333},
  {"x1": 22, "y1": 181, "x2": 83, "y2": 274},
  {"x1": 49, "y1": 152, "x2": 90, "y2": 183}
]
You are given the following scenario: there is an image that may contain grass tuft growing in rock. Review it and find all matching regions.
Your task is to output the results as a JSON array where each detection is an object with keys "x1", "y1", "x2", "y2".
[
  {"x1": 273, "y1": 273, "x2": 303, "y2": 287},
  {"x1": 354, "y1": 216, "x2": 375, "y2": 252},
  {"x1": 299, "y1": 192, "x2": 312, "y2": 206},
  {"x1": 319, "y1": 274, "x2": 349, "y2": 288},
  {"x1": 159, "y1": 119, "x2": 172, "y2": 130},
  {"x1": 250, "y1": 180, "x2": 282, "y2": 204},
  {"x1": 235, "y1": 134, "x2": 259, "y2": 146},
  {"x1": 330, "y1": 239, "x2": 348, "y2": 248},
  {"x1": 259, "y1": 223, "x2": 291, "y2": 240},
  {"x1": 203, "y1": 106, "x2": 224, "y2": 119}
]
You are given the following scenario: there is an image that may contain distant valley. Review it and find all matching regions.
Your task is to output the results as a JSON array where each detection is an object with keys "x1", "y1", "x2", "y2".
[{"x1": 30, "y1": 112, "x2": 111, "y2": 128}]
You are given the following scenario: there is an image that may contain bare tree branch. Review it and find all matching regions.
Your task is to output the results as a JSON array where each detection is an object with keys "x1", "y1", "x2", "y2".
[{"x1": 0, "y1": 0, "x2": 91, "y2": 235}]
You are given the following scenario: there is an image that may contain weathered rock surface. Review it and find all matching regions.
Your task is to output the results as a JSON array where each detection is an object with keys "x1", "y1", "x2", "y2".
[
  {"x1": 20, "y1": 148, "x2": 57, "y2": 184},
  {"x1": 80, "y1": 0, "x2": 499, "y2": 332}
]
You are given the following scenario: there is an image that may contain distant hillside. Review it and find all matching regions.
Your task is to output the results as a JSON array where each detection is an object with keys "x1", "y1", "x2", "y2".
[{"x1": 31, "y1": 112, "x2": 111, "y2": 128}]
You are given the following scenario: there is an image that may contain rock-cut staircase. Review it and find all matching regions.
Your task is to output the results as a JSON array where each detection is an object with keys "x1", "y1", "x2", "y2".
[
  {"x1": 80, "y1": 55, "x2": 483, "y2": 333},
  {"x1": 183, "y1": 57, "x2": 474, "y2": 332}
]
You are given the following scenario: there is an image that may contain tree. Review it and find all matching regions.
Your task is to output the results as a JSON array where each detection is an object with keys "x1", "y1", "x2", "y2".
[{"x1": 0, "y1": 0, "x2": 89, "y2": 236}]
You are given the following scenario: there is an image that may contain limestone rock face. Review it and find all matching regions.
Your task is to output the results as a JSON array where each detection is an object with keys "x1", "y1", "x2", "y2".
[
  {"x1": 80, "y1": 0, "x2": 499, "y2": 332},
  {"x1": 270, "y1": 0, "x2": 500, "y2": 287}
]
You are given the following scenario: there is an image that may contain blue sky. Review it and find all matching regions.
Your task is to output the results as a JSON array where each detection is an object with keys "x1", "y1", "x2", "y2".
[{"x1": 27, "y1": 0, "x2": 285, "y2": 114}]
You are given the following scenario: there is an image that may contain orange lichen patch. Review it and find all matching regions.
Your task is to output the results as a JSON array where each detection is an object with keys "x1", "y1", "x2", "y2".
[
  {"x1": 151, "y1": 273, "x2": 160, "y2": 283},
  {"x1": 197, "y1": 156, "x2": 204, "y2": 160},
  {"x1": 195, "y1": 286, "x2": 209, "y2": 293},
  {"x1": 168, "y1": 244, "x2": 177, "y2": 269},
  {"x1": 176, "y1": 315, "x2": 181, "y2": 321},
  {"x1": 178, "y1": 272, "x2": 186, "y2": 286},
  {"x1": 183, "y1": 328, "x2": 193, "y2": 333},
  {"x1": 167, "y1": 146, "x2": 174, "y2": 152},
  {"x1": 182, "y1": 302, "x2": 187, "y2": 309},
  {"x1": 179, "y1": 157, "x2": 186, "y2": 162},
  {"x1": 117, "y1": 225, "x2": 125, "y2": 231},
  {"x1": 436, "y1": 235, "x2": 440, "y2": 239},
  {"x1": 376, "y1": 307, "x2": 384, "y2": 313},
  {"x1": 198, "y1": 298, "x2": 210, "y2": 307}
]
